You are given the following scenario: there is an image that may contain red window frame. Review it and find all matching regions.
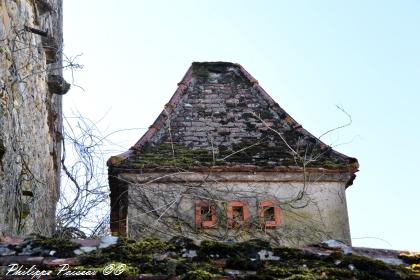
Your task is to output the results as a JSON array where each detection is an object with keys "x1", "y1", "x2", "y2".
[
  {"x1": 227, "y1": 200, "x2": 250, "y2": 228},
  {"x1": 259, "y1": 200, "x2": 281, "y2": 228},
  {"x1": 195, "y1": 201, "x2": 217, "y2": 229}
]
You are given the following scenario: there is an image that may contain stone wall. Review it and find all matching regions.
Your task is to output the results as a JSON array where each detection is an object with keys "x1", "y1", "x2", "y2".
[
  {"x1": 0, "y1": 0, "x2": 66, "y2": 235},
  {"x1": 116, "y1": 171, "x2": 352, "y2": 247}
]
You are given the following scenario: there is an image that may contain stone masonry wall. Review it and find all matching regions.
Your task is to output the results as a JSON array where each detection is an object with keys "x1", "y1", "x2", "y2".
[
  {"x1": 0, "y1": 0, "x2": 65, "y2": 235},
  {"x1": 120, "y1": 171, "x2": 352, "y2": 247}
]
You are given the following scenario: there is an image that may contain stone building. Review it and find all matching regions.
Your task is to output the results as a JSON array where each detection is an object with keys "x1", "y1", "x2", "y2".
[
  {"x1": 108, "y1": 62, "x2": 359, "y2": 246},
  {"x1": 0, "y1": 0, "x2": 67, "y2": 235}
]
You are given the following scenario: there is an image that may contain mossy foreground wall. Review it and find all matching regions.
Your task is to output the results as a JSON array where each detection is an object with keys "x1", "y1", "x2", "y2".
[
  {"x1": 1, "y1": 236, "x2": 418, "y2": 279},
  {"x1": 0, "y1": 0, "x2": 64, "y2": 235}
]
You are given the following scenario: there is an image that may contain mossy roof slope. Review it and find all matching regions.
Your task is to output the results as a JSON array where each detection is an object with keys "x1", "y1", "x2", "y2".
[
  {"x1": 108, "y1": 62, "x2": 358, "y2": 174},
  {"x1": 1, "y1": 235, "x2": 419, "y2": 279}
]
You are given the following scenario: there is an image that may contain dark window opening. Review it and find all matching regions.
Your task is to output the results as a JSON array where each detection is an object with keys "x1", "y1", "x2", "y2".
[
  {"x1": 259, "y1": 201, "x2": 281, "y2": 228},
  {"x1": 201, "y1": 206, "x2": 213, "y2": 221},
  {"x1": 195, "y1": 201, "x2": 217, "y2": 229},
  {"x1": 232, "y1": 206, "x2": 244, "y2": 221},
  {"x1": 263, "y1": 206, "x2": 275, "y2": 221},
  {"x1": 227, "y1": 201, "x2": 250, "y2": 229}
]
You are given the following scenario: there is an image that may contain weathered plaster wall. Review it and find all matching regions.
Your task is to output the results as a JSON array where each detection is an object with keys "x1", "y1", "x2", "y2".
[
  {"x1": 118, "y1": 171, "x2": 351, "y2": 247},
  {"x1": 0, "y1": 0, "x2": 65, "y2": 235}
]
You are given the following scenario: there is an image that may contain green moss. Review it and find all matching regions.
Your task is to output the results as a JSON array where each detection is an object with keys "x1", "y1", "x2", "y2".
[
  {"x1": 196, "y1": 262, "x2": 223, "y2": 275},
  {"x1": 399, "y1": 252, "x2": 420, "y2": 265},
  {"x1": 192, "y1": 64, "x2": 210, "y2": 78},
  {"x1": 198, "y1": 239, "x2": 270, "y2": 270},
  {"x1": 13, "y1": 236, "x2": 419, "y2": 279},
  {"x1": 124, "y1": 238, "x2": 175, "y2": 254},
  {"x1": 111, "y1": 262, "x2": 139, "y2": 277},
  {"x1": 130, "y1": 144, "x2": 212, "y2": 168},
  {"x1": 181, "y1": 269, "x2": 217, "y2": 280},
  {"x1": 409, "y1": 264, "x2": 420, "y2": 276},
  {"x1": 251, "y1": 248, "x2": 420, "y2": 280},
  {"x1": 124, "y1": 132, "x2": 350, "y2": 170},
  {"x1": 81, "y1": 238, "x2": 174, "y2": 266},
  {"x1": 272, "y1": 247, "x2": 314, "y2": 260},
  {"x1": 176, "y1": 261, "x2": 223, "y2": 278},
  {"x1": 399, "y1": 253, "x2": 420, "y2": 278},
  {"x1": 192, "y1": 62, "x2": 236, "y2": 78},
  {"x1": 226, "y1": 255, "x2": 261, "y2": 270},
  {"x1": 340, "y1": 254, "x2": 416, "y2": 279},
  {"x1": 20, "y1": 203, "x2": 30, "y2": 219},
  {"x1": 253, "y1": 266, "x2": 329, "y2": 280},
  {"x1": 253, "y1": 256, "x2": 407, "y2": 280},
  {"x1": 321, "y1": 267, "x2": 355, "y2": 278},
  {"x1": 31, "y1": 235, "x2": 80, "y2": 258},
  {"x1": 321, "y1": 160, "x2": 347, "y2": 169},
  {"x1": 169, "y1": 236, "x2": 200, "y2": 251},
  {"x1": 74, "y1": 263, "x2": 140, "y2": 280},
  {"x1": 198, "y1": 240, "x2": 232, "y2": 258}
]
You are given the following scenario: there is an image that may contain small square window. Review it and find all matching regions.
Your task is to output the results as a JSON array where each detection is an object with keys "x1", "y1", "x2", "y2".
[
  {"x1": 227, "y1": 201, "x2": 250, "y2": 228},
  {"x1": 259, "y1": 201, "x2": 281, "y2": 228},
  {"x1": 195, "y1": 201, "x2": 217, "y2": 229}
]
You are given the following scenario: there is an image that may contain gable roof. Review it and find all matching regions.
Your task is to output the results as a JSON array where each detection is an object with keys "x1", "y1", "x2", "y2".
[{"x1": 108, "y1": 62, "x2": 358, "y2": 182}]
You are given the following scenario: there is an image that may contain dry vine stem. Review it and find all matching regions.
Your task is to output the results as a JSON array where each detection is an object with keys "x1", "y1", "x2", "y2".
[{"x1": 58, "y1": 111, "x2": 150, "y2": 237}]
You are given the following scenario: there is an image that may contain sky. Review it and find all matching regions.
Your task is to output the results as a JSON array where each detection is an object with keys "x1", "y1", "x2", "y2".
[{"x1": 63, "y1": 0, "x2": 420, "y2": 251}]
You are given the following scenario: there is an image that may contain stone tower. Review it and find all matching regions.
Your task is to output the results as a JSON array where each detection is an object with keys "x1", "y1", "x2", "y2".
[
  {"x1": 108, "y1": 62, "x2": 358, "y2": 246},
  {"x1": 0, "y1": 0, "x2": 68, "y2": 235}
]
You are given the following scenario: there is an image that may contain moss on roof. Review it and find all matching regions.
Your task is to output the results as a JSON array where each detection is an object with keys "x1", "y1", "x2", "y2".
[
  {"x1": 76, "y1": 238, "x2": 420, "y2": 279},
  {"x1": 121, "y1": 141, "x2": 352, "y2": 171},
  {"x1": 44, "y1": 237, "x2": 420, "y2": 279},
  {"x1": 110, "y1": 62, "x2": 358, "y2": 173},
  {"x1": 1, "y1": 236, "x2": 418, "y2": 279}
]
